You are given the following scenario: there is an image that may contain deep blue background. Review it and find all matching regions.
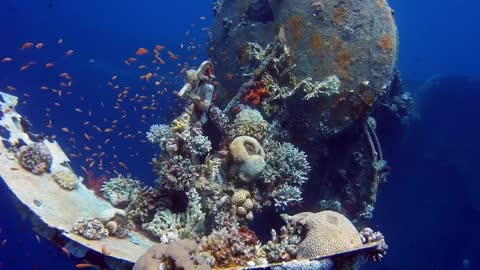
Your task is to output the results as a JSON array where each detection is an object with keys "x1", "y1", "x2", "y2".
[{"x1": 1, "y1": 0, "x2": 479, "y2": 269}]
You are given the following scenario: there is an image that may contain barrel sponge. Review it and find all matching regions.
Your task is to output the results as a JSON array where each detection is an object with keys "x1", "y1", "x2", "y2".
[
  {"x1": 290, "y1": 211, "x2": 362, "y2": 259},
  {"x1": 229, "y1": 136, "x2": 266, "y2": 182}
]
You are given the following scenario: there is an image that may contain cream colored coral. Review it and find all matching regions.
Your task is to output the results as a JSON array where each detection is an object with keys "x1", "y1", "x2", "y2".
[
  {"x1": 233, "y1": 108, "x2": 269, "y2": 140},
  {"x1": 243, "y1": 198, "x2": 254, "y2": 210},
  {"x1": 229, "y1": 136, "x2": 266, "y2": 182},
  {"x1": 52, "y1": 170, "x2": 79, "y2": 190},
  {"x1": 231, "y1": 189, "x2": 251, "y2": 206},
  {"x1": 289, "y1": 211, "x2": 362, "y2": 259},
  {"x1": 105, "y1": 220, "x2": 118, "y2": 234}
]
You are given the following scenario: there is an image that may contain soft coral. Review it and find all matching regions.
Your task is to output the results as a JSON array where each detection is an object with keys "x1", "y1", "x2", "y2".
[{"x1": 244, "y1": 81, "x2": 269, "y2": 106}]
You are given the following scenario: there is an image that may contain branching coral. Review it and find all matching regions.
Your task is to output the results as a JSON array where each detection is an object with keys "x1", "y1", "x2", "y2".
[
  {"x1": 261, "y1": 226, "x2": 302, "y2": 263},
  {"x1": 146, "y1": 124, "x2": 173, "y2": 150},
  {"x1": 17, "y1": 142, "x2": 52, "y2": 175},
  {"x1": 232, "y1": 108, "x2": 269, "y2": 140},
  {"x1": 261, "y1": 140, "x2": 310, "y2": 186},
  {"x1": 271, "y1": 184, "x2": 303, "y2": 210},
  {"x1": 298, "y1": 75, "x2": 341, "y2": 100},
  {"x1": 101, "y1": 175, "x2": 142, "y2": 207}
]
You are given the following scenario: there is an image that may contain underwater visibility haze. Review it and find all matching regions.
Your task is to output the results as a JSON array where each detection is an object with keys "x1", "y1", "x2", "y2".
[{"x1": 0, "y1": 0, "x2": 479, "y2": 270}]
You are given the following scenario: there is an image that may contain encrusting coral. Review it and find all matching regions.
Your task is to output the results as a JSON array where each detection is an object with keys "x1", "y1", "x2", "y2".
[
  {"x1": 229, "y1": 136, "x2": 266, "y2": 183},
  {"x1": 17, "y1": 142, "x2": 52, "y2": 175},
  {"x1": 52, "y1": 169, "x2": 79, "y2": 190},
  {"x1": 72, "y1": 218, "x2": 109, "y2": 240}
]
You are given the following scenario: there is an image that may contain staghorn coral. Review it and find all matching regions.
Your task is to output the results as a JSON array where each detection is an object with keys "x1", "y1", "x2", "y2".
[
  {"x1": 283, "y1": 211, "x2": 362, "y2": 259},
  {"x1": 72, "y1": 218, "x2": 109, "y2": 240},
  {"x1": 52, "y1": 169, "x2": 79, "y2": 190},
  {"x1": 156, "y1": 155, "x2": 201, "y2": 192},
  {"x1": 229, "y1": 136, "x2": 266, "y2": 183},
  {"x1": 232, "y1": 108, "x2": 269, "y2": 140},
  {"x1": 261, "y1": 140, "x2": 310, "y2": 186},
  {"x1": 142, "y1": 190, "x2": 205, "y2": 241},
  {"x1": 179, "y1": 129, "x2": 212, "y2": 158},
  {"x1": 101, "y1": 175, "x2": 142, "y2": 207},
  {"x1": 17, "y1": 142, "x2": 52, "y2": 175},
  {"x1": 133, "y1": 239, "x2": 211, "y2": 270}
]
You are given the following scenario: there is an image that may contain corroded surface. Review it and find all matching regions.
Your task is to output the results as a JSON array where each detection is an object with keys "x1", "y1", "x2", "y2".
[{"x1": 210, "y1": 0, "x2": 398, "y2": 135}]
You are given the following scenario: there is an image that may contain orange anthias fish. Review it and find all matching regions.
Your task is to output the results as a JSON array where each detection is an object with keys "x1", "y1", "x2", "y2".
[
  {"x1": 154, "y1": 44, "x2": 165, "y2": 51},
  {"x1": 75, "y1": 263, "x2": 96, "y2": 269},
  {"x1": 45, "y1": 63, "x2": 55, "y2": 68},
  {"x1": 65, "y1": 50, "x2": 74, "y2": 57},
  {"x1": 136, "y1": 48, "x2": 148, "y2": 55},
  {"x1": 1, "y1": 57, "x2": 13, "y2": 63},
  {"x1": 36, "y1": 43, "x2": 44, "y2": 49},
  {"x1": 21, "y1": 42, "x2": 34, "y2": 49},
  {"x1": 140, "y1": 72, "x2": 153, "y2": 82}
]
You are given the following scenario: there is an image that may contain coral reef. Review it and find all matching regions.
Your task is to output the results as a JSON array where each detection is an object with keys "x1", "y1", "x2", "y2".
[
  {"x1": 232, "y1": 108, "x2": 269, "y2": 140},
  {"x1": 98, "y1": 208, "x2": 134, "y2": 239},
  {"x1": 261, "y1": 226, "x2": 302, "y2": 263},
  {"x1": 101, "y1": 175, "x2": 142, "y2": 207},
  {"x1": 17, "y1": 142, "x2": 52, "y2": 175},
  {"x1": 155, "y1": 155, "x2": 201, "y2": 191},
  {"x1": 126, "y1": 186, "x2": 169, "y2": 223},
  {"x1": 230, "y1": 189, "x2": 257, "y2": 221},
  {"x1": 146, "y1": 124, "x2": 173, "y2": 150},
  {"x1": 52, "y1": 169, "x2": 79, "y2": 190},
  {"x1": 359, "y1": 228, "x2": 388, "y2": 262},
  {"x1": 229, "y1": 136, "x2": 266, "y2": 183},
  {"x1": 134, "y1": 240, "x2": 210, "y2": 270},
  {"x1": 142, "y1": 191, "x2": 205, "y2": 241},
  {"x1": 197, "y1": 226, "x2": 263, "y2": 268}
]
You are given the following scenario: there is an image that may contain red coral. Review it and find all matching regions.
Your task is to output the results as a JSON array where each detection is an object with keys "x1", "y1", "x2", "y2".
[
  {"x1": 85, "y1": 170, "x2": 109, "y2": 197},
  {"x1": 244, "y1": 81, "x2": 269, "y2": 106}
]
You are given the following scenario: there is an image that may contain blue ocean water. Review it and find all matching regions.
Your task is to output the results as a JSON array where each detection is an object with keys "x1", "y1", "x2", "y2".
[{"x1": 0, "y1": 0, "x2": 478, "y2": 269}]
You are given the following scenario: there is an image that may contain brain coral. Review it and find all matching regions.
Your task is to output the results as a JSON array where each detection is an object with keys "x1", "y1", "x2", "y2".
[
  {"x1": 229, "y1": 136, "x2": 266, "y2": 182},
  {"x1": 287, "y1": 211, "x2": 362, "y2": 259},
  {"x1": 233, "y1": 108, "x2": 269, "y2": 140},
  {"x1": 17, "y1": 142, "x2": 53, "y2": 175},
  {"x1": 52, "y1": 170, "x2": 79, "y2": 190}
]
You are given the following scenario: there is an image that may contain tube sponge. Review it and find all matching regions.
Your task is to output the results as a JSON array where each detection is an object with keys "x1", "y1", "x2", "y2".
[{"x1": 229, "y1": 136, "x2": 266, "y2": 182}]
